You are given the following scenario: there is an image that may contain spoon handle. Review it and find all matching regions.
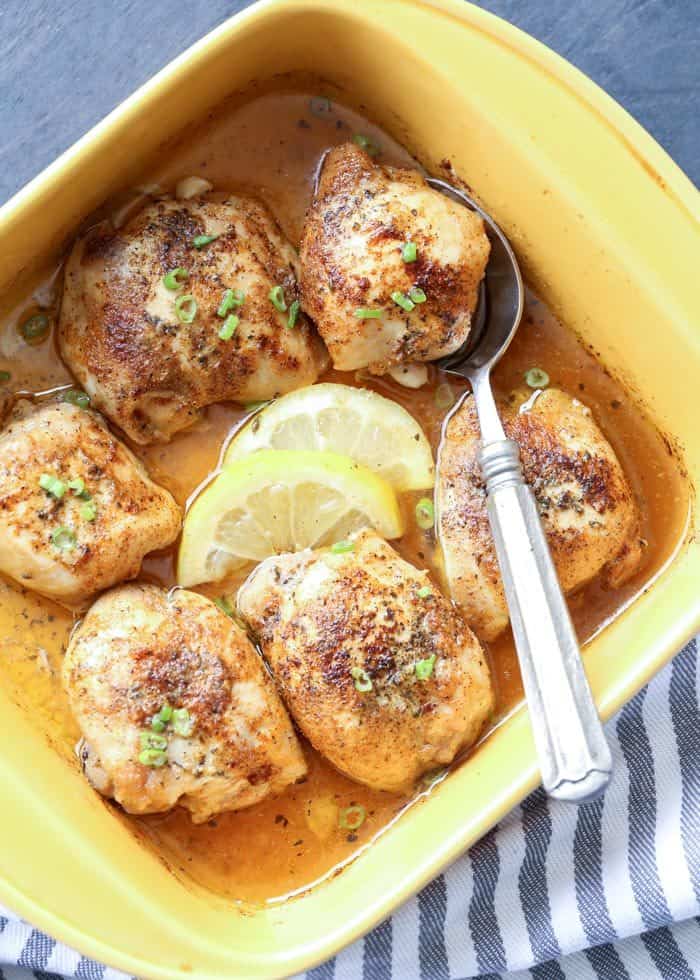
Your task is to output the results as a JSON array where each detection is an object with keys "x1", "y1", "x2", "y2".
[{"x1": 469, "y1": 382, "x2": 613, "y2": 802}]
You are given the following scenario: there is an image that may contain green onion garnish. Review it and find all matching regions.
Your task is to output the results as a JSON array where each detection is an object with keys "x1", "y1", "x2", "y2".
[
  {"x1": 39, "y1": 474, "x2": 66, "y2": 499},
  {"x1": 80, "y1": 501, "x2": 97, "y2": 521},
  {"x1": 163, "y1": 268, "x2": 188, "y2": 290},
  {"x1": 331, "y1": 540, "x2": 354, "y2": 554},
  {"x1": 352, "y1": 133, "x2": 380, "y2": 157},
  {"x1": 392, "y1": 291, "x2": 415, "y2": 313},
  {"x1": 193, "y1": 234, "x2": 219, "y2": 249},
  {"x1": 415, "y1": 497, "x2": 435, "y2": 530},
  {"x1": 339, "y1": 804, "x2": 366, "y2": 830},
  {"x1": 0, "y1": 371, "x2": 10, "y2": 383},
  {"x1": 217, "y1": 288, "x2": 245, "y2": 317},
  {"x1": 269, "y1": 285, "x2": 287, "y2": 312},
  {"x1": 524, "y1": 367, "x2": 549, "y2": 389},
  {"x1": 354, "y1": 308, "x2": 382, "y2": 319},
  {"x1": 67, "y1": 477, "x2": 88, "y2": 498},
  {"x1": 138, "y1": 748, "x2": 167, "y2": 767},
  {"x1": 140, "y1": 731, "x2": 168, "y2": 751},
  {"x1": 174, "y1": 294, "x2": 198, "y2": 323},
  {"x1": 402, "y1": 242, "x2": 417, "y2": 263},
  {"x1": 287, "y1": 299, "x2": 300, "y2": 329},
  {"x1": 214, "y1": 596, "x2": 235, "y2": 618},
  {"x1": 408, "y1": 286, "x2": 427, "y2": 304},
  {"x1": 151, "y1": 704, "x2": 173, "y2": 732},
  {"x1": 172, "y1": 707, "x2": 194, "y2": 737},
  {"x1": 20, "y1": 312, "x2": 50, "y2": 343},
  {"x1": 417, "y1": 585, "x2": 432, "y2": 599},
  {"x1": 61, "y1": 389, "x2": 90, "y2": 409},
  {"x1": 309, "y1": 96, "x2": 332, "y2": 116},
  {"x1": 350, "y1": 666, "x2": 373, "y2": 693},
  {"x1": 218, "y1": 314, "x2": 239, "y2": 340},
  {"x1": 51, "y1": 526, "x2": 76, "y2": 551},
  {"x1": 435, "y1": 382, "x2": 455, "y2": 410},
  {"x1": 415, "y1": 654, "x2": 437, "y2": 681}
]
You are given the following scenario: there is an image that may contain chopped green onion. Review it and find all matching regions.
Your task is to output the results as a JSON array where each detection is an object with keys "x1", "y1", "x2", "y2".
[
  {"x1": 391, "y1": 291, "x2": 415, "y2": 312},
  {"x1": 140, "y1": 731, "x2": 168, "y2": 751},
  {"x1": 217, "y1": 288, "x2": 245, "y2": 317},
  {"x1": 174, "y1": 294, "x2": 197, "y2": 323},
  {"x1": 150, "y1": 718, "x2": 166, "y2": 733},
  {"x1": 269, "y1": 285, "x2": 287, "y2": 312},
  {"x1": 350, "y1": 666, "x2": 373, "y2": 693},
  {"x1": 158, "y1": 704, "x2": 173, "y2": 722},
  {"x1": 417, "y1": 585, "x2": 432, "y2": 599},
  {"x1": 354, "y1": 308, "x2": 383, "y2": 319},
  {"x1": 163, "y1": 268, "x2": 188, "y2": 290},
  {"x1": 172, "y1": 707, "x2": 194, "y2": 737},
  {"x1": 0, "y1": 371, "x2": 10, "y2": 383},
  {"x1": 331, "y1": 540, "x2": 354, "y2": 554},
  {"x1": 80, "y1": 501, "x2": 97, "y2": 522},
  {"x1": 435, "y1": 382, "x2": 455, "y2": 410},
  {"x1": 193, "y1": 234, "x2": 219, "y2": 249},
  {"x1": 20, "y1": 312, "x2": 50, "y2": 343},
  {"x1": 139, "y1": 748, "x2": 168, "y2": 767},
  {"x1": 214, "y1": 596, "x2": 235, "y2": 618},
  {"x1": 61, "y1": 389, "x2": 90, "y2": 409},
  {"x1": 39, "y1": 474, "x2": 65, "y2": 499},
  {"x1": 67, "y1": 477, "x2": 88, "y2": 498},
  {"x1": 339, "y1": 804, "x2": 366, "y2": 830},
  {"x1": 415, "y1": 497, "x2": 435, "y2": 530},
  {"x1": 218, "y1": 314, "x2": 239, "y2": 340},
  {"x1": 51, "y1": 526, "x2": 76, "y2": 551},
  {"x1": 309, "y1": 96, "x2": 332, "y2": 116},
  {"x1": 401, "y1": 241, "x2": 418, "y2": 263},
  {"x1": 415, "y1": 654, "x2": 437, "y2": 681},
  {"x1": 408, "y1": 286, "x2": 427, "y2": 304},
  {"x1": 524, "y1": 367, "x2": 549, "y2": 389},
  {"x1": 352, "y1": 133, "x2": 380, "y2": 157},
  {"x1": 287, "y1": 299, "x2": 300, "y2": 329}
]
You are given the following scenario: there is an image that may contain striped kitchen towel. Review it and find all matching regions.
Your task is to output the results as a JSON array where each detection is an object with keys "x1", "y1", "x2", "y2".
[{"x1": 1, "y1": 637, "x2": 698, "y2": 980}]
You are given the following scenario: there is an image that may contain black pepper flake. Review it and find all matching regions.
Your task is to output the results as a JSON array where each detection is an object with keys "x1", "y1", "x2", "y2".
[
  {"x1": 346, "y1": 833, "x2": 358, "y2": 843},
  {"x1": 292, "y1": 838, "x2": 304, "y2": 847},
  {"x1": 274, "y1": 814, "x2": 288, "y2": 827}
]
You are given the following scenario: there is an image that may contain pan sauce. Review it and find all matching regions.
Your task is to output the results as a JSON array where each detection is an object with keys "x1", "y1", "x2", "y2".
[{"x1": 0, "y1": 84, "x2": 689, "y2": 905}]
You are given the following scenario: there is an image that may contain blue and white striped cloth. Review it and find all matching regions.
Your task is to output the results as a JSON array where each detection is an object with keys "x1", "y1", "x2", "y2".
[{"x1": 2, "y1": 637, "x2": 698, "y2": 980}]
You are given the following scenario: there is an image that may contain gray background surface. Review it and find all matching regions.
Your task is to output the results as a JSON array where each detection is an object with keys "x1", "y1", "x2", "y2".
[{"x1": 0, "y1": 0, "x2": 698, "y2": 206}]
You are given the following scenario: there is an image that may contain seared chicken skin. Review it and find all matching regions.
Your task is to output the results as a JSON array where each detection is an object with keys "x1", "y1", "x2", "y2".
[
  {"x1": 63, "y1": 584, "x2": 307, "y2": 822},
  {"x1": 300, "y1": 142, "x2": 490, "y2": 374},
  {"x1": 59, "y1": 194, "x2": 328, "y2": 443},
  {"x1": 0, "y1": 400, "x2": 180, "y2": 605},
  {"x1": 437, "y1": 388, "x2": 643, "y2": 641},
  {"x1": 238, "y1": 530, "x2": 494, "y2": 793}
]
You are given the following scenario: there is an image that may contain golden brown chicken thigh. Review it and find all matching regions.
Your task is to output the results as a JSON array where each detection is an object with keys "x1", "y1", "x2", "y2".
[
  {"x1": 63, "y1": 584, "x2": 307, "y2": 823},
  {"x1": 437, "y1": 388, "x2": 643, "y2": 641},
  {"x1": 59, "y1": 194, "x2": 328, "y2": 443},
  {"x1": 300, "y1": 142, "x2": 490, "y2": 374},
  {"x1": 237, "y1": 530, "x2": 494, "y2": 793},
  {"x1": 0, "y1": 400, "x2": 180, "y2": 605}
]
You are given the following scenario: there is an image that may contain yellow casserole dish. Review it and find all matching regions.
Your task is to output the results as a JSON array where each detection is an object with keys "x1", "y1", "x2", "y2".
[{"x1": 0, "y1": 1, "x2": 698, "y2": 976}]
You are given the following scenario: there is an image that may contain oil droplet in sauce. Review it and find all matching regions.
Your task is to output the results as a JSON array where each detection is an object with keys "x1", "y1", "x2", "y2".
[{"x1": 0, "y1": 83, "x2": 690, "y2": 906}]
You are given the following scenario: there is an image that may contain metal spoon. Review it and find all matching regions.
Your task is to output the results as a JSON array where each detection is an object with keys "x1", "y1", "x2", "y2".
[{"x1": 428, "y1": 176, "x2": 613, "y2": 803}]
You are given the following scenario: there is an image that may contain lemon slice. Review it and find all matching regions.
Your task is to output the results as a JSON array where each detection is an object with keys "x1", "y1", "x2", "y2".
[
  {"x1": 177, "y1": 449, "x2": 403, "y2": 587},
  {"x1": 224, "y1": 383, "x2": 434, "y2": 491}
]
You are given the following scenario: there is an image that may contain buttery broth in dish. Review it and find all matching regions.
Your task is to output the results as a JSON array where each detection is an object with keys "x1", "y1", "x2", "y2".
[{"x1": 0, "y1": 85, "x2": 689, "y2": 905}]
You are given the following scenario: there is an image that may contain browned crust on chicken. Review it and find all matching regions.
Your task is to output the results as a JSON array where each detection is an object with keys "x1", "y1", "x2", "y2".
[
  {"x1": 300, "y1": 143, "x2": 490, "y2": 373},
  {"x1": 59, "y1": 194, "x2": 328, "y2": 443},
  {"x1": 63, "y1": 584, "x2": 307, "y2": 822},
  {"x1": 438, "y1": 388, "x2": 643, "y2": 640},
  {"x1": 238, "y1": 530, "x2": 494, "y2": 793},
  {"x1": 0, "y1": 400, "x2": 181, "y2": 605}
]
